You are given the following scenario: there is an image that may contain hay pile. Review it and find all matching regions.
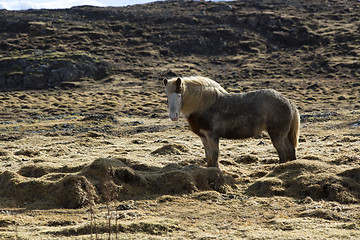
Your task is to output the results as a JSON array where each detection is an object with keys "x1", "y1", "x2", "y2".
[
  {"x1": 2, "y1": 158, "x2": 359, "y2": 209},
  {"x1": 0, "y1": 158, "x2": 225, "y2": 208},
  {"x1": 247, "y1": 159, "x2": 360, "y2": 203}
]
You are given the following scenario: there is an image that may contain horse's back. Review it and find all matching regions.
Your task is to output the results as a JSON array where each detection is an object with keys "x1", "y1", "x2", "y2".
[
  {"x1": 212, "y1": 89, "x2": 293, "y2": 116},
  {"x1": 205, "y1": 89, "x2": 296, "y2": 139}
]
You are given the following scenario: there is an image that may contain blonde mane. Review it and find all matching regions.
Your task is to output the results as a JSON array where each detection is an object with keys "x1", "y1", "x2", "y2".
[{"x1": 167, "y1": 76, "x2": 228, "y2": 116}]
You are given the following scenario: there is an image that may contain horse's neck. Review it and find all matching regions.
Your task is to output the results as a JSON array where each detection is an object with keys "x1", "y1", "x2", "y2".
[
  {"x1": 181, "y1": 90, "x2": 223, "y2": 117},
  {"x1": 181, "y1": 94, "x2": 202, "y2": 117}
]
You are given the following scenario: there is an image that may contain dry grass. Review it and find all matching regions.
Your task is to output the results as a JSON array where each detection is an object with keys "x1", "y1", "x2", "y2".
[{"x1": 0, "y1": 77, "x2": 359, "y2": 239}]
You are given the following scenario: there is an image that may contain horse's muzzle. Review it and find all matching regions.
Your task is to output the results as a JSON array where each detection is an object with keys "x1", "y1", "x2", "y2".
[{"x1": 170, "y1": 112, "x2": 179, "y2": 121}]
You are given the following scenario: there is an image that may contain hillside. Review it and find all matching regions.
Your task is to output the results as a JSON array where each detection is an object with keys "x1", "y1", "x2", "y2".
[{"x1": 0, "y1": 0, "x2": 359, "y2": 90}]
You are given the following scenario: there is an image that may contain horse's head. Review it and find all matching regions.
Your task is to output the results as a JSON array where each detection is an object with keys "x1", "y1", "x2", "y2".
[{"x1": 164, "y1": 77, "x2": 182, "y2": 121}]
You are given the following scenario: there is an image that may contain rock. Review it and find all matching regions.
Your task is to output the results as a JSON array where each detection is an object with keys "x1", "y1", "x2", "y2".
[
  {"x1": 307, "y1": 83, "x2": 320, "y2": 90},
  {"x1": 0, "y1": 51, "x2": 110, "y2": 90},
  {"x1": 208, "y1": 4, "x2": 233, "y2": 12}
]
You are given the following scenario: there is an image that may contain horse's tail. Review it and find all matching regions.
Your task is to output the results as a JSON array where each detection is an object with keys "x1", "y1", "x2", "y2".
[{"x1": 288, "y1": 108, "x2": 300, "y2": 148}]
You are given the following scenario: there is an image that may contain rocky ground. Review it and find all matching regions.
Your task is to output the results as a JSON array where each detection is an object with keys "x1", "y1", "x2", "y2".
[{"x1": 0, "y1": 0, "x2": 359, "y2": 239}]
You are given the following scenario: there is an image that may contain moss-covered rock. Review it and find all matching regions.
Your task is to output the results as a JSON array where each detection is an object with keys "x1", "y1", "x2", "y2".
[{"x1": 0, "y1": 50, "x2": 110, "y2": 90}]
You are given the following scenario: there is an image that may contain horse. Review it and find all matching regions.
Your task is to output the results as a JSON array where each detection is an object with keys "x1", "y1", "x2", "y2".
[{"x1": 163, "y1": 76, "x2": 300, "y2": 168}]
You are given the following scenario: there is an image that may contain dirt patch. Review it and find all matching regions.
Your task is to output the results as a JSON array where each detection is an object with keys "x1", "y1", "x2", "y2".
[
  {"x1": 151, "y1": 144, "x2": 189, "y2": 155},
  {"x1": 235, "y1": 154, "x2": 259, "y2": 164},
  {"x1": 247, "y1": 160, "x2": 360, "y2": 203}
]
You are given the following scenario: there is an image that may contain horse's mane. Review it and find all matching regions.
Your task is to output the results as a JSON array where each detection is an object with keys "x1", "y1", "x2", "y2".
[{"x1": 169, "y1": 76, "x2": 228, "y2": 116}]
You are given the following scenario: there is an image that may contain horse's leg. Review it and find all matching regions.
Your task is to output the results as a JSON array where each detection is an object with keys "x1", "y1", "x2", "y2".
[
  {"x1": 200, "y1": 136, "x2": 211, "y2": 163},
  {"x1": 207, "y1": 135, "x2": 219, "y2": 167},
  {"x1": 201, "y1": 131, "x2": 220, "y2": 167},
  {"x1": 274, "y1": 139, "x2": 287, "y2": 163},
  {"x1": 269, "y1": 132, "x2": 288, "y2": 163},
  {"x1": 285, "y1": 138, "x2": 296, "y2": 161}
]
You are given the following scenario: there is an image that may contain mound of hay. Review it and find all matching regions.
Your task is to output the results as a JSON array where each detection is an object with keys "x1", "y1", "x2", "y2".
[
  {"x1": 146, "y1": 164, "x2": 225, "y2": 194},
  {"x1": 81, "y1": 158, "x2": 149, "y2": 201},
  {"x1": 0, "y1": 170, "x2": 97, "y2": 208},
  {"x1": 247, "y1": 160, "x2": 360, "y2": 203},
  {"x1": 0, "y1": 158, "x2": 226, "y2": 208},
  {"x1": 14, "y1": 148, "x2": 40, "y2": 157},
  {"x1": 18, "y1": 164, "x2": 55, "y2": 178}
]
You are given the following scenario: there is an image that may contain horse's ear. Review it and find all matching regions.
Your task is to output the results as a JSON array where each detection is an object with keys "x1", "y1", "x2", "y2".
[
  {"x1": 163, "y1": 78, "x2": 168, "y2": 86},
  {"x1": 175, "y1": 78, "x2": 181, "y2": 93},
  {"x1": 176, "y1": 78, "x2": 181, "y2": 87}
]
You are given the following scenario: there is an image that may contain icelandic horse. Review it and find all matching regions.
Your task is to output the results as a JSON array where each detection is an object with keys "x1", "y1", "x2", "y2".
[{"x1": 164, "y1": 76, "x2": 300, "y2": 168}]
